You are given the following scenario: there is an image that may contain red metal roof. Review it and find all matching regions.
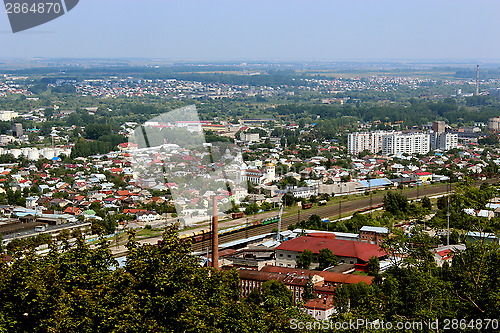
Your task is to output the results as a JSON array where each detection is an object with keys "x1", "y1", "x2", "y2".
[
  {"x1": 261, "y1": 266, "x2": 373, "y2": 285},
  {"x1": 275, "y1": 236, "x2": 385, "y2": 262}
]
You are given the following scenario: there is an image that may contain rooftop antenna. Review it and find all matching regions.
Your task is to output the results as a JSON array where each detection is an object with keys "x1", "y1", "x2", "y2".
[{"x1": 476, "y1": 65, "x2": 480, "y2": 96}]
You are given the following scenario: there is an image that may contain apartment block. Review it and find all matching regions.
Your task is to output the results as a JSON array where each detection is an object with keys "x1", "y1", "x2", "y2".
[
  {"x1": 347, "y1": 131, "x2": 400, "y2": 155},
  {"x1": 382, "y1": 133, "x2": 430, "y2": 155}
]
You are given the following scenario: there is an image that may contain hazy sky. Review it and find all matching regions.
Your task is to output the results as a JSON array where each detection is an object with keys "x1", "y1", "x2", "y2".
[{"x1": 1, "y1": 0, "x2": 500, "y2": 61}]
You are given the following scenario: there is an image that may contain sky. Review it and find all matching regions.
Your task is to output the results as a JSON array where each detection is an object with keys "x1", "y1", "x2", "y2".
[{"x1": 1, "y1": 0, "x2": 500, "y2": 61}]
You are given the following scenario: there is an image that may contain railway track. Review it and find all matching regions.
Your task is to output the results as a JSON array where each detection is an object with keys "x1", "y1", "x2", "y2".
[{"x1": 192, "y1": 180, "x2": 490, "y2": 252}]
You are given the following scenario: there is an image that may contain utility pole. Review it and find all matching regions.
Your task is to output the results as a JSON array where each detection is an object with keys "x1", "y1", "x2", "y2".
[
  {"x1": 417, "y1": 180, "x2": 420, "y2": 199},
  {"x1": 447, "y1": 180, "x2": 450, "y2": 246},
  {"x1": 245, "y1": 217, "x2": 249, "y2": 239},
  {"x1": 369, "y1": 178, "x2": 373, "y2": 215},
  {"x1": 338, "y1": 179, "x2": 342, "y2": 220}
]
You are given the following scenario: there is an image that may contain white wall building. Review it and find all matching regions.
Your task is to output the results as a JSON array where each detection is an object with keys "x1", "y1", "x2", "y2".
[
  {"x1": 242, "y1": 163, "x2": 276, "y2": 184},
  {"x1": 240, "y1": 132, "x2": 260, "y2": 143},
  {"x1": 382, "y1": 133, "x2": 430, "y2": 156},
  {"x1": 431, "y1": 132, "x2": 458, "y2": 151},
  {"x1": 488, "y1": 117, "x2": 500, "y2": 131},
  {"x1": 287, "y1": 186, "x2": 318, "y2": 198},
  {"x1": 347, "y1": 131, "x2": 400, "y2": 155},
  {"x1": 0, "y1": 110, "x2": 19, "y2": 121}
]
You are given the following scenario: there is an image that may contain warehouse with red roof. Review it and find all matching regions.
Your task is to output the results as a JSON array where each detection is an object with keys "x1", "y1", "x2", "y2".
[{"x1": 275, "y1": 235, "x2": 386, "y2": 268}]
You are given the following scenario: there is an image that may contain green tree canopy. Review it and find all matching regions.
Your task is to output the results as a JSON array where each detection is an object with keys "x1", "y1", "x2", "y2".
[
  {"x1": 318, "y1": 248, "x2": 337, "y2": 270},
  {"x1": 296, "y1": 249, "x2": 313, "y2": 269}
]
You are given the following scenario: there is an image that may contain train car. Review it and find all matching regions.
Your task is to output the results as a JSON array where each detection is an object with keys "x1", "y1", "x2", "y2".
[
  {"x1": 232, "y1": 212, "x2": 244, "y2": 219},
  {"x1": 252, "y1": 220, "x2": 262, "y2": 226},
  {"x1": 193, "y1": 230, "x2": 205, "y2": 243},
  {"x1": 261, "y1": 216, "x2": 280, "y2": 225},
  {"x1": 358, "y1": 203, "x2": 383, "y2": 213},
  {"x1": 179, "y1": 231, "x2": 195, "y2": 241},
  {"x1": 220, "y1": 224, "x2": 247, "y2": 236},
  {"x1": 302, "y1": 203, "x2": 313, "y2": 210}
]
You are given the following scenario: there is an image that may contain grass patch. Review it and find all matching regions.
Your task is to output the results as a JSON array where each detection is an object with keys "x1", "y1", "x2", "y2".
[{"x1": 136, "y1": 228, "x2": 163, "y2": 239}]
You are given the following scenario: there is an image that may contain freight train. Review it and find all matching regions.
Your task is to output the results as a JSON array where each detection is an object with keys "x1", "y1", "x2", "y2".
[{"x1": 178, "y1": 215, "x2": 281, "y2": 243}]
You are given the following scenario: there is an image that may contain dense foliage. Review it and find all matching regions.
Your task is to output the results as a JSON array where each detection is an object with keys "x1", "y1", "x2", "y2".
[{"x1": 0, "y1": 226, "x2": 311, "y2": 333}]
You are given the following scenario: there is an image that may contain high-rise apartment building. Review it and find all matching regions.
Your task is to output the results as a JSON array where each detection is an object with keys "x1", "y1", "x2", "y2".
[
  {"x1": 12, "y1": 123, "x2": 23, "y2": 137},
  {"x1": 347, "y1": 131, "x2": 400, "y2": 155},
  {"x1": 431, "y1": 132, "x2": 458, "y2": 151},
  {"x1": 382, "y1": 133, "x2": 430, "y2": 155},
  {"x1": 432, "y1": 121, "x2": 445, "y2": 133}
]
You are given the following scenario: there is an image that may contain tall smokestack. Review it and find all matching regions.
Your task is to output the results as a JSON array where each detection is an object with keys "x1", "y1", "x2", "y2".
[
  {"x1": 476, "y1": 64, "x2": 480, "y2": 96},
  {"x1": 211, "y1": 196, "x2": 219, "y2": 269}
]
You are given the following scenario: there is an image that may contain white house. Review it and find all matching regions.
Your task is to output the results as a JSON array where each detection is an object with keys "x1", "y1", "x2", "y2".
[
  {"x1": 303, "y1": 297, "x2": 337, "y2": 321},
  {"x1": 137, "y1": 211, "x2": 159, "y2": 222}
]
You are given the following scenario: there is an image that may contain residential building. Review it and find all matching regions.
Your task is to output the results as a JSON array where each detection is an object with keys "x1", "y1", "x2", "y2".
[
  {"x1": 240, "y1": 132, "x2": 260, "y2": 143},
  {"x1": 382, "y1": 133, "x2": 430, "y2": 155},
  {"x1": 432, "y1": 121, "x2": 445, "y2": 133},
  {"x1": 238, "y1": 269, "x2": 321, "y2": 303},
  {"x1": 431, "y1": 132, "x2": 458, "y2": 151},
  {"x1": 0, "y1": 110, "x2": 18, "y2": 121},
  {"x1": 359, "y1": 226, "x2": 388, "y2": 245},
  {"x1": 12, "y1": 123, "x2": 23, "y2": 137},
  {"x1": 488, "y1": 117, "x2": 500, "y2": 131},
  {"x1": 303, "y1": 297, "x2": 337, "y2": 321},
  {"x1": 347, "y1": 131, "x2": 399, "y2": 155}
]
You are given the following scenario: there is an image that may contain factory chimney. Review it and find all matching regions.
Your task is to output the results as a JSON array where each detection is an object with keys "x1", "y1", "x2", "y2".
[
  {"x1": 476, "y1": 64, "x2": 480, "y2": 96},
  {"x1": 211, "y1": 196, "x2": 219, "y2": 269}
]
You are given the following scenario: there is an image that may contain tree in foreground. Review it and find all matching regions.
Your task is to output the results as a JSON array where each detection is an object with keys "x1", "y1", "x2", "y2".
[
  {"x1": 367, "y1": 256, "x2": 380, "y2": 276},
  {"x1": 317, "y1": 248, "x2": 337, "y2": 270},
  {"x1": 0, "y1": 226, "x2": 311, "y2": 332},
  {"x1": 296, "y1": 249, "x2": 313, "y2": 269}
]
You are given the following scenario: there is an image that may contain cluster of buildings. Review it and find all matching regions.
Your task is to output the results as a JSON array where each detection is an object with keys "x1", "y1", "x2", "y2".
[
  {"x1": 348, "y1": 121, "x2": 459, "y2": 156},
  {"x1": 218, "y1": 229, "x2": 388, "y2": 320},
  {"x1": 0, "y1": 155, "x2": 173, "y2": 246},
  {"x1": 75, "y1": 78, "x2": 290, "y2": 100},
  {"x1": 303, "y1": 75, "x2": 439, "y2": 95}
]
